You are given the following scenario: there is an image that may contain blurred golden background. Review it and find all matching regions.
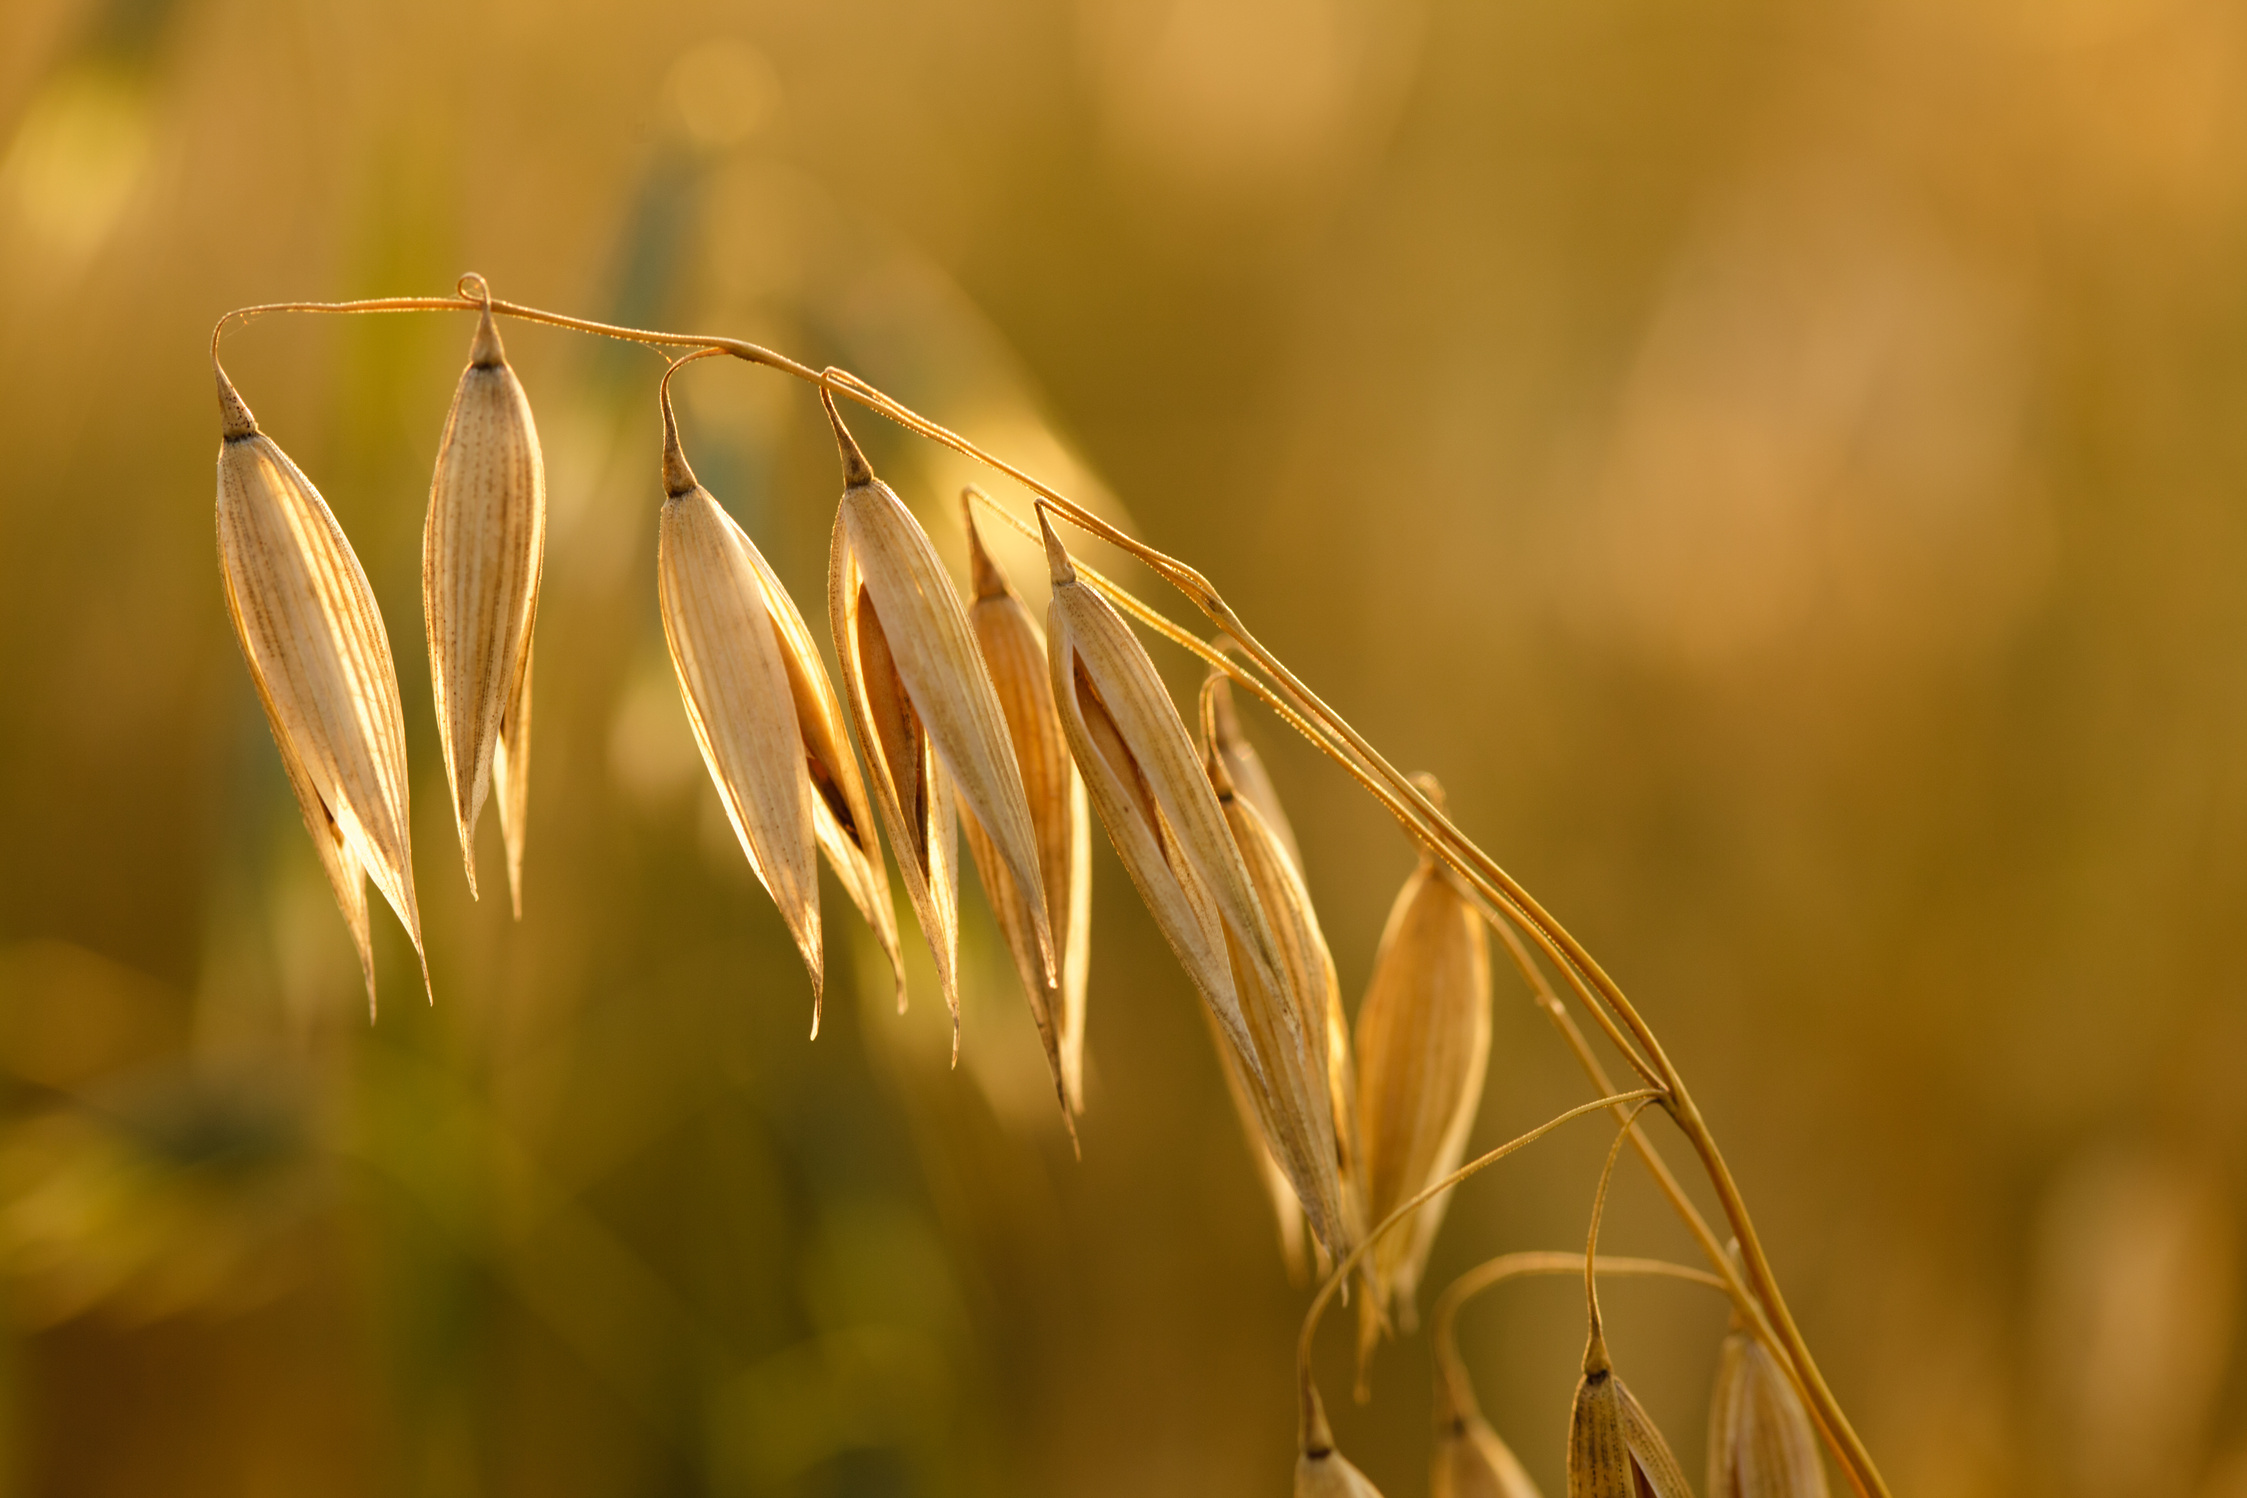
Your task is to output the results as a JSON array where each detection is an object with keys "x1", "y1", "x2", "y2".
[{"x1": 3, "y1": 0, "x2": 2246, "y2": 1493}]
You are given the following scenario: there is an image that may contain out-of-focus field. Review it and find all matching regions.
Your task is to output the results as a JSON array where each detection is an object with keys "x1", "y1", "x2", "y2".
[{"x1": 3, "y1": 0, "x2": 2246, "y2": 1494}]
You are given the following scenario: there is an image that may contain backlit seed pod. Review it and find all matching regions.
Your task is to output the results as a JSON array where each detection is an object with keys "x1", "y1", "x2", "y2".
[
  {"x1": 1040, "y1": 511, "x2": 1347, "y2": 1258},
  {"x1": 1355, "y1": 775, "x2": 1491, "y2": 1341},
  {"x1": 214, "y1": 365, "x2": 424, "y2": 1011},
  {"x1": 825, "y1": 395, "x2": 1052, "y2": 1053},
  {"x1": 422, "y1": 300, "x2": 544, "y2": 912},
  {"x1": 658, "y1": 402, "x2": 905, "y2": 1028},
  {"x1": 1433, "y1": 1362, "x2": 1545, "y2": 1498},
  {"x1": 1205, "y1": 676, "x2": 1365, "y2": 1263},
  {"x1": 1298, "y1": 1388, "x2": 1388, "y2": 1498},
  {"x1": 1569, "y1": 1357, "x2": 1694, "y2": 1498},
  {"x1": 961, "y1": 499, "x2": 1091, "y2": 1130},
  {"x1": 1204, "y1": 686, "x2": 1363, "y2": 1267},
  {"x1": 1708, "y1": 1321, "x2": 1827, "y2": 1498}
]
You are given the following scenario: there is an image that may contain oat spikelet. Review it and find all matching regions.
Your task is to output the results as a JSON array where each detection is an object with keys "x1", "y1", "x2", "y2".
[
  {"x1": 1433, "y1": 1361, "x2": 1545, "y2": 1498},
  {"x1": 824, "y1": 395, "x2": 1052, "y2": 1055},
  {"x1": 1708, "y1": 1318, "x2": 1826, "y2": 1498},
  {"x1": 1297, "y1": 1387, "x2": 1389, "y2": 1498},
  {"x1": 1569, "y1": 1359, "x2": 1695, "y2": 1498},
  {"x1": 657, "y1": 398, "x2": 824, "y2": 1011},
  {"x1": 1203, "y1": 677, "x2": 1362, "y2": 1267},
  {"x1": 1570, "y1": 1112, "x2": 1694, "y2": 1498},
  {"x1": 422, "y1": 297, "x2": 544, "y2": 914},
  {"x1": 1039, "y1": 512, "x2": 1347, "y2": 1257},
  {"x1": 214, "y1": 364, "x2": 424, "y2": 1010},
  {"x1": 961, "y1": 495, "x2": 1091, "y2": 1133},
  {"x1": 1355, "y1": 773, "x2": 1491, "y2": 1356}
]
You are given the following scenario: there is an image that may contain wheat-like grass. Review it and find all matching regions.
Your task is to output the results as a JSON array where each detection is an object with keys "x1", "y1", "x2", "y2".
[{"x1": 207, "y1": 275, "x2": 1893, "y2": 1498}]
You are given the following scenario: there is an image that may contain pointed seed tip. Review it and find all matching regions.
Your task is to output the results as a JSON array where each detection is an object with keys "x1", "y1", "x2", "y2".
[
  {"x1": 469, "y1": 301, "x2": 506, "y2": 367},
  {"x1": 1036, "y1": 508, "x2": 1075, "y2": 586},
  {"x1": 964, "y1": 500, "x2": 1008, "y2": 599},
  {"x1": 215, "y1": 364, "x2": 256, "y2": 439}
]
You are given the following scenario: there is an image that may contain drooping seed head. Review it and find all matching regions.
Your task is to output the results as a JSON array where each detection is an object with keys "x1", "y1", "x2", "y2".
[
  {"x1": 657, "y1": 386, "x2": 906, "y2": 1030},
  {"x1": 1203, "y1": 677, "x2": 1362, "y2": 1266},
  {"x1": 422, "y1": 296, "x2": 545, "y2": 914},
  {"x1": 1354, "y1": 774, "x2": 1492, "y2": 1348},
  {"x1": 214, "y1": 363, "x2": 423, "y2": 1013},
  {"x1": 960, "y1": 495, "x2": 1091, "y2": 1135},
  {"x1": 1039, "y1": 511, "x2": 1348, "y2": 1254},
  {"x1": 825, "y1": 395, "x2": 1052, "y2": 1054},
  {"x1": 658, "y1": 406, "x2": 823, "y2": 1003},
  {"x1": 1707, "y1": 1322, "x2": 1827, "y2": 1498}
]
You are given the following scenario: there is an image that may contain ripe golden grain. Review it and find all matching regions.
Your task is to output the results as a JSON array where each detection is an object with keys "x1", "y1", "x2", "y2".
[
  {"x1": 1038, "y1": 510, "x2": 1347, "y2": 1255},
  {"x1": 1709, "y1": 1318, "x2": 1828, "y2": 1498},
  {"x1": 1354, "y1": 774, "x2": 1492, "y2": 1347},
  {"x1": 422, "y1": 300, "x2": 544, "y2": 914},
  {"x1": 1204, "y1": 678, "x2": 1362, "y2": 1264},
  {"x1": 825, "y1": 396, "x2": 1051, "y2": 1053},
  {"x1": 214, "y1": 364, "x2": 423, "y2": 1012},
  {"x1": 658, "y1": 412, "x2": 823, "y2": 1001},
  {"x1": 961, "y1": 497, "x2": 1090, "y2": 1130},
  {"x1": 1568, "y1": 1361, "x2": 1695, "y2": 1498}
]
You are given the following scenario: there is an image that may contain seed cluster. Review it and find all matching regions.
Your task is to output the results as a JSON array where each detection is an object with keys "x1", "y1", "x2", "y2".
[{"x1": 209, "y1": 277, "x2": 1869, "y2": 1498}]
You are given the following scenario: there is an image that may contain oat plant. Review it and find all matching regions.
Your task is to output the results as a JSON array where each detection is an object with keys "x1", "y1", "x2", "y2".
[{"x1": 209, "y1": 274, "x2": 1892, "y2": 1497}]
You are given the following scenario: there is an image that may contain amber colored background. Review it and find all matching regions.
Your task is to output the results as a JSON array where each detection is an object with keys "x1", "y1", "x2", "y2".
[{"x1": 4, "y1": 0, "x2": 2246, "y2": 1493}]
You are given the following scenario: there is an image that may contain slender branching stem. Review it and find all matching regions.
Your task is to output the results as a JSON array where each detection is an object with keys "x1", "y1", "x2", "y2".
[
  {"x1": 209, "y1": 279, "x2": 1889, "y2": 1498},
  {"x1": 1432, "y1": 1252, "x2": 1723, "y2": 1425},
  {"x1": 1293, "y1": 1088, "x2": 1661, "y2": 1450}
]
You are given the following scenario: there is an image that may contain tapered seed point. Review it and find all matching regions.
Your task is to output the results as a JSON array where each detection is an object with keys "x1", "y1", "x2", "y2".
[
  {"x1": 215, "y1": 364, "x2": 256, "y2": 440},
  {"x1": 660, "y1": 395, "x2": 698, "y2": 498},
  {"x1": 1036, "y1": 507, "x2": 1075, "y2": 587},
  {"x1": 469, "y1": 300, "x2": 506, "y2": 369},
  {"x1": 821, "y1": 387, "x2": 874, "y2": 487},
  {"x1": 963, "y1": 491, "x2": 1008, "y2": 600}
]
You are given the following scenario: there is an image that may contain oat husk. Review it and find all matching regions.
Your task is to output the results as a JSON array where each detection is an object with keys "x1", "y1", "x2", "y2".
[
  {"x1": 1569, "y1": 1357, "x2": 1695, "y2": 1498},
  {"x1": 215, "y1": 365, "x2": 423, "y2": 1012},
  {"x1": 825, "y1": 396, "x2": 1051, "y2": 1055},
  {"x1": 422, "y1": 301, "x2": 544, "y2": 914},
  {"x1": 1355, "y1": 775, "x2": 1492, "y2": 1358},
  {"x1": 961, "y1": 498, "x2": 1090, "y2": 1132},
  {"x1": 1038, "y1": 512, "x2": 1347, "y2": 1257},
  {"x1": 659, "y1": 403, "x2": 904, "y2": 1027},
  {"x1": 1708, "y1": 1320, "x2": 1827, "y2": 1498}
]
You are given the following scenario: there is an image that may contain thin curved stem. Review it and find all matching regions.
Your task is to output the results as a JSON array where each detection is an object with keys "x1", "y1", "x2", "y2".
[
  {"x1": 1294, "y1": 1088, "x2": 1662, "y2": 1450},
  {"x1": 1431, "y1": 1251, "x2": 1724, "y2": 1424}
]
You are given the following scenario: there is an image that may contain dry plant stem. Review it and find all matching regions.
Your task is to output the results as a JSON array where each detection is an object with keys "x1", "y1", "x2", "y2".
[
  {"x1": 1294, "y1": 1088, "x2": 1662, "y2": 1447},
  {"x1": 1477, "y1": 905, "x2": 1847, "y2": 1455},
  {"x1": 1433, "y1": 1252, "x2": 1723, "y2": 1418},
  {"x1": 210, "y1": 283, "x2": 1887, "y2": 1498}
]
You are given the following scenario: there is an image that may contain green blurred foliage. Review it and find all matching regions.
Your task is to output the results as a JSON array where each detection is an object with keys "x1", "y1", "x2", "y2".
[{"x1": 2, "y1": 0, "x2": 2246, "y2": 1494}]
